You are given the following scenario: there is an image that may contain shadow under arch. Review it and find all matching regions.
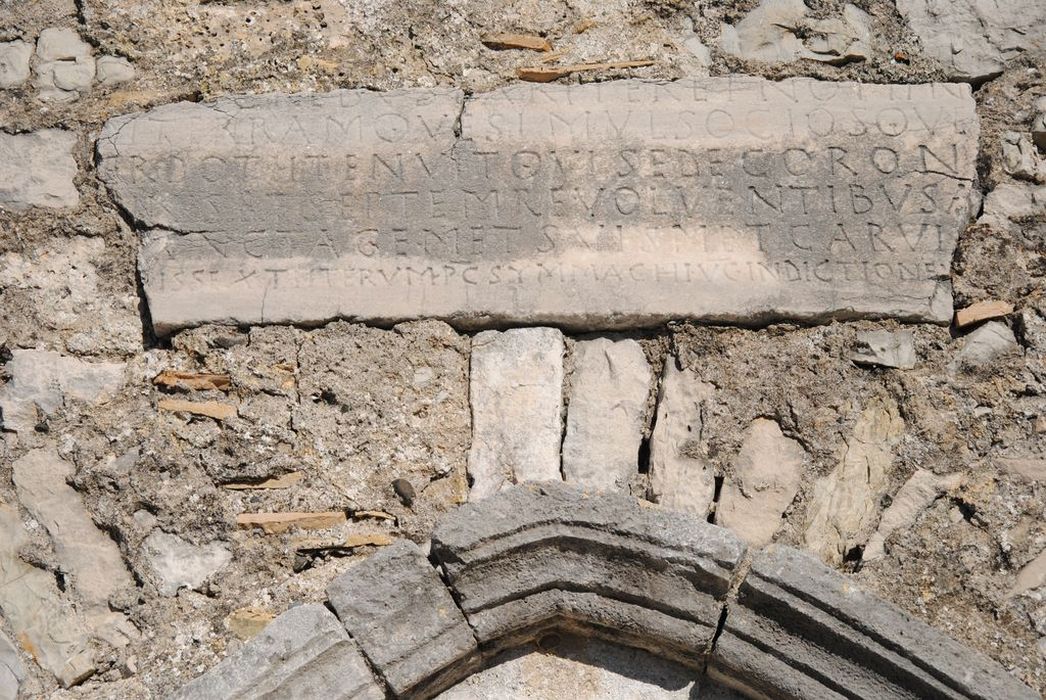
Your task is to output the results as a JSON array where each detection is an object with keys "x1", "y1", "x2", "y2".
[{"x1": 439, "y1": 632, "x2": 743, "y2": 699}]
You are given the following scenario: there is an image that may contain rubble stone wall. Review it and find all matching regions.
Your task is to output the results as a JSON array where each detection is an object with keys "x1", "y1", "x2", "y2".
[{"x1": 0, "y1": 0, "x2": 1044, "y2": 697}]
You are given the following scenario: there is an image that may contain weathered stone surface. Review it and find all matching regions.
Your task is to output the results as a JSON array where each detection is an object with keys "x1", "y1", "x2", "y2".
[
  {"x1": 0, "y1": 504, "x2": 94, "y2": 687},
  {"x1": 951, "y1": 320, "x2": 1019, "y2": 369},
  {"x1": 0, "y1": 41, "x2": 32, "y2": 89},
  {"x1": 96, "y1": 79, "x2": 978, "y2": 334},
  {"x1": 864, "y1": 469, "x2": 964, "y2": 561},
  {"x1": 326, "y1": 540, "x2": 478, "y2": 696},
  {"x1": 997, "y1": 457, "x2": 1046, "y2": 482},
  {"x1": 648, "y1": 361, "x2": 716, "y2": 518},
  {"x1": 0, "y1": 350, "x2": 125, "y2": 433},
  {"x1": 13, "y1": 446, "x2": 136, "y2": 611},
  {"x1": 850, "y1": 329, "x2": 916, "y2": 369},
  {"x1": 720, "y1": 0, "x2": 871, "y2": 65},
  {"x1": 711, "y1": 544, "x2": 1039, "y2": 700},
  {"x1": 0, "y1": 631, "x2": 24, "y2": 700},
  {"x1": 172, "y1": 604, "x2": 384, "y2": 700},
  {"x1": 468, "y1": 328, "x2": 564, "y2": 500},
  {"x1": 1011, "y1": 549, "x2": 1046, "y2": 597},
  {"x1": 804, "y1": 396, "x2": 904, "y2": 565},
  {"x1": 95, "y1": 55, "x2": 135, "y2": 86},
  {"x1": 897, "y1": 0, "x2": 1046, "y2": 82},
  {"x1": 978, "y1": 182, "x2": 1046, "y2": 231},
  {"x1": 1002, "y1": 131, "x2": 1046, "y2": 183},
  {"x1": 0, "y1": 130, "x2": 79, "y2": 211},
  {"x1": 141, "y1": 531, "x2": 232, "y2": 596},
  {"x1": 34, "y1": 28, "x2": 95, "y2": 101},
  {"x1": 717, "y1": 418, "x2": 805, "y2": 546},
  {"x1": 562, "y1": 338, "x2": 651, "y2": 490},
  {"x1": 0, "y1": 236, "x2": 142, "y2": 356},
  {"x1": 431, "y1": 483, "x2": 744, "y2": 667},
  {"x1": 1033, "y1": 97, "x2": 1046, "y2": 150}
]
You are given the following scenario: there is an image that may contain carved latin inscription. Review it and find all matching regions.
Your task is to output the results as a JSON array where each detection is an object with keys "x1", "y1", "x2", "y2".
[{"x1": 96, "y1": 78, "x2": 978, "y2": 333}]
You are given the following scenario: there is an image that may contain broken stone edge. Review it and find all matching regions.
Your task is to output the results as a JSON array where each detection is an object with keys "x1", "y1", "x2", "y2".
[{"x1": 173, "y1": 482, "x2": 1036, "y2": 699}]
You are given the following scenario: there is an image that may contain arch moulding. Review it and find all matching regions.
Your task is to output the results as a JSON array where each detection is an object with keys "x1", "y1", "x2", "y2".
[{"x1": 173, "y1": 483, "x2": 1037, "y2": 700}]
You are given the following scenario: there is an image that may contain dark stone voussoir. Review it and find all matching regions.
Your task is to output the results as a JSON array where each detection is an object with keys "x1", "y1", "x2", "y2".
[
  {"x1": 430, "y1": 482, "x2": 747, "y2": 660},
  {"x1": 171, "y1": 604, "x2": 385, "y2": 700},
  {"x1": 709, "y1": 544, "x2": 1038, "y2": 700},
  {"x1": 326, "y1": 540, "x2": 480, "y2": 698}
]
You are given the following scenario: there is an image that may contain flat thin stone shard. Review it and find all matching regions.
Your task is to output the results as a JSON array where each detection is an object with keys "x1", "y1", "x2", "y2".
[{"x1": 97, "y1": 78, "x2": 978, "y2": 334}]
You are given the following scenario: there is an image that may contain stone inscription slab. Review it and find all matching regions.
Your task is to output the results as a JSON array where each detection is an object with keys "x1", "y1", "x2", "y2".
[{"x1": 96, "y1": 79, "x2": 978, "y2": 334}]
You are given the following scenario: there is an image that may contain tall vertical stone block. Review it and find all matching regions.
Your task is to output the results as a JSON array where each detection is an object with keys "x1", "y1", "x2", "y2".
[
  {"x1": 467, "y1": 327, "x2": 564, "y2": 500},
  {"x1": 562, "y1": 338, "x2": 652, "y2": 490},
  {"x1": 648, "y1": 361, "x2": 717, "y2": 517}
]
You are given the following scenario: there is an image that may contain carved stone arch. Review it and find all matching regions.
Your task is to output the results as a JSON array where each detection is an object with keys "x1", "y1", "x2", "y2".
[{"x1": 173, "y1": 483, "x2": 1036, "y2": 700}]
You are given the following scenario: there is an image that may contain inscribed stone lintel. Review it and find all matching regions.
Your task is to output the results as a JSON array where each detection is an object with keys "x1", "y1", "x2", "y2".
[{"x1": 95, "y1": 78, "x2": 979, "y2": 334}]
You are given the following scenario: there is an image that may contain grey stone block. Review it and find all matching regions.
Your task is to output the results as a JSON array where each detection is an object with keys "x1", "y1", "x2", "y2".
[
  {"x1": 13, "y1": 445, "x2": 135, "y2": 611},
  {"x1": 851, "y1": 329, "x2": 917, "y2": 369},
  {"x1": 0, "y1": 631, "x2": 24, "y2": 700},
  {"x1": 467, "y1": 327, "x2": 564, "y2": 500},
  {"x1": 648, "y1": 360, "x2": 717, "y2": 518},
  {"x1": 95, "y1": 55, "x2": 135, "y2": 86},
  {"x1": 0, "y1": 130, "x2": 79, "y2": 211},
  {"x1": 97, "y1": 78, "x2": 978, "y2": 335},
  {"x1": 326, "y1": 540, "x2": 478, "y2": 697},
  {"x1": 561, "y1": 337, "x2": 652, "y2": 491},
  {"x1": 172, "y1": 604, "x2": 384, "y2": 700},
  {"x1": 0, "y1": 349, "x2": 125, "y2": 433},
  {"x1": 897, "y1": 0, "x2": 1045, "y2": 83},
  {"x1": 951, "y1": 320, "x2": 1019, "y2": 370},
  {"x1": 0, "y1": 504, "x2": 94, "y2": 688},
  {"x1": 36, "y1": 28, "x2": 92, "y2": 62},
  {"x1": 34, "y1": 28, "x2": 96, "y2": 102},
  {"x1": 431, "y1": 482, "x2": 746, "y2": 661},
  {"x1": 710, "y1": 544, "x2": 1039, "y2": 700},
  {"x1": 0, "y1": 41, "x2": 32, "y2": 89}
]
